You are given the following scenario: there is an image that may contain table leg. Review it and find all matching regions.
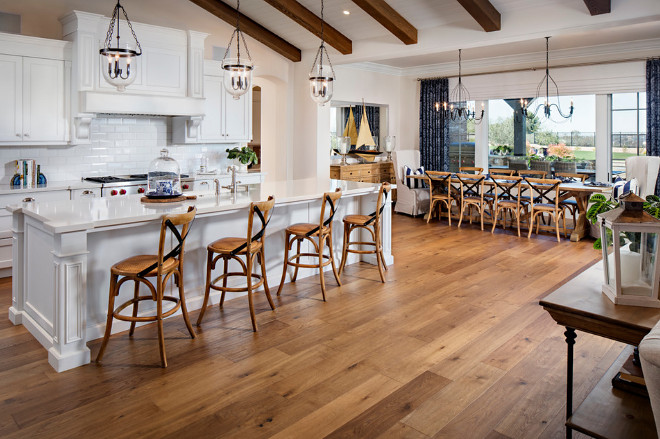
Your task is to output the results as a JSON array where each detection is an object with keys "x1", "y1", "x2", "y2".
[
  {"x1": 565, "y1": 327, "x2": 577, "y2": 439},
  {"x1": 570, "y1": 192, "x2": 591, "y2": 242}
]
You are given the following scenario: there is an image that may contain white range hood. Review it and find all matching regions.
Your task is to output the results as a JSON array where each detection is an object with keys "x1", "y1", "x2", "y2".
[{"x1": 60, "y1": 11, "x2": 208, "y2": 141}]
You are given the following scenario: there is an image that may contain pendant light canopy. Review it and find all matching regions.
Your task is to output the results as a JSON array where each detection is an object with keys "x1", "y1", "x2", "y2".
[
  {"x1": 99, "y1": 0, "x2": 142, "y2": 92},
  {"x1": 521, "y1": 37, "x2": 574, "y2": 120},
  {"x1": 309, "y1": 0, "x2": 335, "y2": 105},
  {"x1": 436, "y1": 49, "x2": 484, "y2": 123},
  {"x1": 222, "y1": 0, "x2": 253, "y2": 100}
]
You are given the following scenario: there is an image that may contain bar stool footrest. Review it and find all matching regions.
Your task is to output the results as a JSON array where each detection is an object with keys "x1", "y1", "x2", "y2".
[{"x1": 112, "y1": 295, "x2": 181, "y2": 322}]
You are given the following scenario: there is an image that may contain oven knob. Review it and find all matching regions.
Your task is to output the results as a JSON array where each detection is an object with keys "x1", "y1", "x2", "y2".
[
  {"x1": 119, "y1": 189, "x2": 126, "y2": 195},
  {"x1": 182, "y1": 184, "x2": 189, "y2": 190},
  {"x1": 138, "y1": 187, "x2": 145, "y2": 194},
  {"x1": 110, "y1": 190, "x2": 118, "y2": 196}
]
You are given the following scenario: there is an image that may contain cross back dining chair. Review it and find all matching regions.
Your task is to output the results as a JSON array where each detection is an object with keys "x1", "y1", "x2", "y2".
[
  {"x1": 518, "y1": 169, "x2": 548, "y2": 179},
  {"x1": 459, "y1": 166, "x2": 484, "y2": 175},
  {"x1": 489, "y1": 169, "x2": 516, "y2": 177},
  {"x1": 455, "y1": 173, "x2": 488, "y2": 230},
  {"x1": 96, "y1": 206, "x2": 197, "y2": 368},
  {"x1": 525, "y1": 177, "x2": 567, "y2": 242},
  {"x1": 339, "y1": 182, "x2": 391, "y2": 283},
  {"x1": 556, "y1": 172, "x2": 588, "y2": 228},
  {"x1": 197, "y1": 196, "x2": 276, "y2": 332},
  {"x1": 490, "y1": 175, "x2": 525, "y2": 237},
  {"x1": 425, "y1": 171, "x2": 455, "y2": 225}
]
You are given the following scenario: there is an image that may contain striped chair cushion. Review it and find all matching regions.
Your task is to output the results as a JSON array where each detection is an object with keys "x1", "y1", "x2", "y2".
[
  {"x1": 403, "y1": 165, "x2": 425, "y2": 189},
  {"x1": 612, "y1": 177, "x2": 638, "y2": 200}
]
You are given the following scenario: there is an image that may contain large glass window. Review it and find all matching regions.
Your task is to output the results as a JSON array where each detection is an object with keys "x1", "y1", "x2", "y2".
[
  {"x1": 611, "y1": 92, "x2": 647, "y2": 175},
  {"x1": 447, "y1": 101, "x2": 476, "y2": 172}
]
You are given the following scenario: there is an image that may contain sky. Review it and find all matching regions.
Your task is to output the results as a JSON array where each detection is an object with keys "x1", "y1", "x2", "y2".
[{"x1": 488, "y1": 92, "x2": 646, "y2": 134}]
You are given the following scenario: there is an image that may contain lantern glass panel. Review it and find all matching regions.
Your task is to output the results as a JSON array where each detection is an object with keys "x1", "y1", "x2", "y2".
[{"x1": 618, "y1": 231, "x2": 658, "y2": 297}]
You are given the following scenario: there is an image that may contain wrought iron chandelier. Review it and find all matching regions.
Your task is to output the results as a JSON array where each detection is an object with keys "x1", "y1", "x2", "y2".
[
  {"x1": 222, "y1": 0, "x2": 253, "y2": 100},
  {"x1": 309, "y1": 0, "x2": 335, "y2": 105},
  {"x1": 436, "y1": 49, "x2": 484, "y2": 122},
  {"x1": 521, "y1": 37, "x2": 574, "y2": 120},
  {"x1": 99, "y1": 0, "x2": 142, "y2": 92}
]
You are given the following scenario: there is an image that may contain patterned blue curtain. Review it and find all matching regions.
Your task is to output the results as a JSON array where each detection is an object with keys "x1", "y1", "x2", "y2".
[
  {"x1": 646, "y1": 59, "x2": 660, "y2": 195},
  {"x1": 342, "y1": 105, "x2": 380, "y2": 146},
  {"x1": 419, "y1": 78, "x2": 449, "y2": 171}
]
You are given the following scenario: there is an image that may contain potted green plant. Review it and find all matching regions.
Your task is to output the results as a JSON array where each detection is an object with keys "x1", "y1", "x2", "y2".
[{"x1": 226, "y1": 146, "x2": 258, "y2": 172}]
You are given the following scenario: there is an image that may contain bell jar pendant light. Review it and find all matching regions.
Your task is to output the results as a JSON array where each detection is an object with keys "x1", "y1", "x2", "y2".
[
  {"x1": 222, "y1": 0, "x2": 253, "y2": 100},
  {"x1": 99, "y1": 0, "x2": 142, "y2": 92},
  {"x1": 521, "y1": 37, "x2": 574, "y2": 121},
  {"x1": 309, "y1": 0, "x2": 335, "y2": 105}
]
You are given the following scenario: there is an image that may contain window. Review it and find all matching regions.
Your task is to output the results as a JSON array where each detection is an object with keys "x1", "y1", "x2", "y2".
[
  {"x1": 611, "y1": 92, "x2": 647, "y2": 175},
  {"x1": 447, "y1": 101, "x2": 476, "y2": 172}
]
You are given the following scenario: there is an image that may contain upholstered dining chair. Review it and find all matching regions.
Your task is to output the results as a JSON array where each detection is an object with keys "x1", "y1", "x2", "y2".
[{"x1": 392, "y1": 150, "x2": 429, "y2": 217}]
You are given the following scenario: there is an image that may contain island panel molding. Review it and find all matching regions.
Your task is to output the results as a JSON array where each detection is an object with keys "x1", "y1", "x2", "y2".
[{"x1": 8, "y1": 179, "x2": 393, "y2": 372}]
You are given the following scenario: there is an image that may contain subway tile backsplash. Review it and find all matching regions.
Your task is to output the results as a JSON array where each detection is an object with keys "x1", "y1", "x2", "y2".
[{"x1": 0, "y1": 116, "x2": 239, "y2": 185}]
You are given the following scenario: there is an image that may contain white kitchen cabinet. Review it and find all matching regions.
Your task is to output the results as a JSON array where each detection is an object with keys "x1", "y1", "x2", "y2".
[{"x1": 0, "y1": 38, "x2": 69, "y2": 145}]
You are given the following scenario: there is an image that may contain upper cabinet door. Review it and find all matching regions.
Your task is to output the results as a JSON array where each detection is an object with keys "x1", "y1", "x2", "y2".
[
  {"x1": 22, "y1": 57, "x2": 66, "y2": 142},
  {"x1": 0, "y1": 54, "x2": 22, "y2": 142},
  {"x1": 199, "y1": 75, "x2": 224, "y2": 142},
  {"x1": 223, "y1": 87, "x2": 251, "y2": 143}
]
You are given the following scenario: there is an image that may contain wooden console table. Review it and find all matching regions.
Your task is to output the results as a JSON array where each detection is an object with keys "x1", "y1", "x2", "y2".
[
  {"x1": 330, "y1": 162, "x2": 396, "y2": 184},
  {"x1": 540, "y1": 263, "x2": 660, "y2": 439}
]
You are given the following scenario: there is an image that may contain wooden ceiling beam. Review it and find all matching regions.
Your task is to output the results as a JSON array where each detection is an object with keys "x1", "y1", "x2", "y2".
[
  {"x1": 582, "y1": 0, "x2": 611, "y2": 15},
  {"x1": 351, "y1": 0, "x2": 417, "y2": 45},
  {"x1": 189, "y1": 0, "x2": 302, "y2": 62},
  {"x1": 262, "y1": 0, "x2": 352, "y2": 55},
  {"x1": 456, "y1": 0, "x2": 501, "y2": 32}
]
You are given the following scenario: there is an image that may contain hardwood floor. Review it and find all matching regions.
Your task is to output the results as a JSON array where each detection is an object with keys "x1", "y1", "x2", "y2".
[{"x1": 0, "y1": 214, "x2": 621, "y2": 438}]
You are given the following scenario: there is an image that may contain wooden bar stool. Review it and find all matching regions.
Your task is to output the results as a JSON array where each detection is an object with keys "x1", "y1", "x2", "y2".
[
  {"x1": 276, "y1": 189, "x2": 342, "y2": 301},
  {"x1": 339, "y1": 182, "x2": 391, "y2": 282},
  {"x1": 197, "y1": 196, "x2": 276, "y2": 332},
  {"x1": 96, "y1": 206, "x2": 197, "y2": 368}
]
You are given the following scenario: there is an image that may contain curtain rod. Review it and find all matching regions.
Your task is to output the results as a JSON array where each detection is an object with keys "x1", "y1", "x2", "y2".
[{"x1": 416, "y1": 56, "x2": 651, "y2": 81}]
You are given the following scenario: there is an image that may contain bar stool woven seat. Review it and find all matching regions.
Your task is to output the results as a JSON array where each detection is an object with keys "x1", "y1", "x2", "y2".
[
  {"x1": 339, "y1": 182, "x2": 391, "y2": 283},
  {"x1": 197, "y1": 196, "x2": 276, "y2": 332},
  {"x1": 277, "y1": 188, "x2": 342, "y2": 302},
  {"x1": 96, "y1": 206, "x2": 197, "y2": 368}
]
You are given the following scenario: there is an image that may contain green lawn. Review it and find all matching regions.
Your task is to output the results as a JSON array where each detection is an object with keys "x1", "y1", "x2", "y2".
[{"x1": 571, "y1": 151, "x2": 635, "y2": 160}]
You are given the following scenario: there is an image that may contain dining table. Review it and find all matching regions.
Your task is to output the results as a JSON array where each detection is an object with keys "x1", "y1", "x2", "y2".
[{"x1": 406, "y1": 173, "x2": 612, "y2": 242}]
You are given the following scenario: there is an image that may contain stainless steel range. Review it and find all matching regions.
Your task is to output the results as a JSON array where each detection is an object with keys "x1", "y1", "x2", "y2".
[{"x1": 83, "y1": 174, "x2": 192, "y2": 197}]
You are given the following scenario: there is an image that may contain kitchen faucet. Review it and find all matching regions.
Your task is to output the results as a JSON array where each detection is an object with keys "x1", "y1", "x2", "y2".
[{"x1": 220, "y1": 165, "x2": 241, "y2": 193}]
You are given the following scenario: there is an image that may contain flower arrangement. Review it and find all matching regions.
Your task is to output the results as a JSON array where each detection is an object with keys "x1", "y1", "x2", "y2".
[{"x1": 547, "y1": 143, "x2": 574, "y2": 159}]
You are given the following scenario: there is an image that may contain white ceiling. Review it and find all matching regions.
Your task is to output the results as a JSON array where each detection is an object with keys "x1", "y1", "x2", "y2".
[{"x1": 222, "y1": 0, "x2": 660, "y2": 73}]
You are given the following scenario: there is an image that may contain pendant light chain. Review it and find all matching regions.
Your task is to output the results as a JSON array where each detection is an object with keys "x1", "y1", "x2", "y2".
[
  {"x1": 102, "y1": 1, "x2": 142, "y2": 56},
  {"x1": 236, "y1": 0, "x2": 241, "y2": 62}
]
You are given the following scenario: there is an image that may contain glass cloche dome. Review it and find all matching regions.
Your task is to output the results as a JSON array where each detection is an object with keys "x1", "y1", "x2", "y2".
[{"x1": 147, "y1": 148, "x2": 181, "y2": 197}]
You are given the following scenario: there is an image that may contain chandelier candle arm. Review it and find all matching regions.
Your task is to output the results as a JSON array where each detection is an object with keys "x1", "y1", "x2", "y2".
[
  {"x1": 99, "y1": 0, "x2": 142, "y2": 92},
  {"x1": 437, "y1": 49, "x2": 484, "y2": 123}
]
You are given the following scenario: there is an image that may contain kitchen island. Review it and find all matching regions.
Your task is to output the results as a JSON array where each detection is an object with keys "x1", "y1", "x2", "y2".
[{"x1": 8, "y1": 178, "x2": 393, "y2": 372}]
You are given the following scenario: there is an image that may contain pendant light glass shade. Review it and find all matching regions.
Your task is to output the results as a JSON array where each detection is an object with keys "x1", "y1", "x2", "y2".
[
  {"x1": 309, "y1": 0, "x2": 335, "y2": 105},
  {"x1": 99, "y1": 0, "x2": 142, "y2": 92},
  {"x1": 222, "y1": 0, "x2": 253, "y2": 100}
]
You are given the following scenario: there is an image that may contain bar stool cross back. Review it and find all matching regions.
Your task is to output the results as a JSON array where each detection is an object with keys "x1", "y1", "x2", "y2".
[
  {"x1": 277, "y1": 189, "x2": 342, "y2": 301},
  {"x1": 197, "y1": 196, "x2": 276, "y2": 332},
  {"x1": 96, "y1": 205, "x2": 197, "y2": 368}
]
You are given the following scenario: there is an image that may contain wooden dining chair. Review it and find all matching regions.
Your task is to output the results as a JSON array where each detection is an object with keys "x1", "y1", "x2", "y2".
[
  {"x1": 556, "y1": 172, "x2": 588, "y2": 227},
  {"x1": 459, "y1": 166, "x2": 484, "y2": 175},
  {"x1": 525, "y1": 177, "x2": 567, "y2": 242},
  {"x1": 425, "y1": 171, "x2": 455, "y2": 225},
  {"x1": 277, "y1": 188, "x2": 342, "y2": 301},
  {"x1": 455, "y1": 173, "x2": 488, "y2": 230},
  {"x1": 490, "y1": 176, "x2": 525, "y2": 237},
  {"x1": 489, "y1": 169, "x2": 516, "y2": 177},
  {"x1": 97, "y1": 206, "x2": 197, "y2": 368},
  {"x1": 518, "y1": 169, "x2": 547, "y2": 179},
  {"x1": 197, "y1": 196, "x2": 276, "y2": 332},
  {"x1": 339, "y1": 182, "x2": 391, "y2": 283}
]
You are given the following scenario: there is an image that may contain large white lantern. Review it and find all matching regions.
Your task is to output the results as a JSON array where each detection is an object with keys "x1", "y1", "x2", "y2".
[{"x1": 598, "y1": 192, "x2": 660, "y2": 307}]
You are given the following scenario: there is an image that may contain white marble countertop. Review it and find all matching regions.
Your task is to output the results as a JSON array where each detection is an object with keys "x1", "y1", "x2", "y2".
[
  {"x1": 0, "y1": 180, "x2": 102, "y2": 196},
  {"x1": 7, "y1": 178, "x2": 383, "y2": 234}
]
